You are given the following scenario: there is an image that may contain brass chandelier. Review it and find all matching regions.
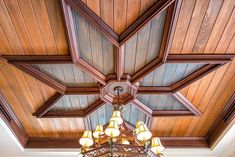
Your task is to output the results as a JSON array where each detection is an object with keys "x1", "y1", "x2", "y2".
[{"x1": 79, "y1": 86, "x2": 164, "y2": 157}]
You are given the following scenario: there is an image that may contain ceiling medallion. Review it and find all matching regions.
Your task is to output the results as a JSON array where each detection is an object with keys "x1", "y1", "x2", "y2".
[{"x1": 79, "y1": 86, "x2": 164, "y2": 157}]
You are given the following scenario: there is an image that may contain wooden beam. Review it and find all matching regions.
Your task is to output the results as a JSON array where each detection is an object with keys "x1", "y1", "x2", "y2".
[
  {"x1": 159, "y1": 0, "x2": 182, "y2": 62},
  {"x1": 171, "y1": 64, "x2": 223, "y2": 92},
  {"x1": 167, "y1": 54, "x2": 235, "y2": 64},
  {"x1": 76, "y1": 59, "x2": 106, "y2": 85},
  {"x1": 0, "y1": 92, "x2": 29, "y2": 147},
  {"x1": 119, "y1": 0, "x2": 175, "y2": 45},
  {"x1": 25, "y1": 137, "x2": 208, "y2": 149},
  {"x1": 131, "y1": 59, "x2": 163, "y2": 84},
  {"x1": 137, "y1": 86, "x2": 172, "y2": 94},
  {"x1": 173, "y1": 92, "x2": 202, "y2": 116},
  {"x1": 33, "y1": 93, "x2": 64, "y2": 118},
  {"x1": 160, "y1": 137, "x2": 209, "y2": 148},
  {"x1": 152, "y1": 110, "x2": 194, "y2": 116},
  {"x1": 41, "y1": 98, "x2": 105, "y2": 118},
  {"x1": 64, "y1": 0, "x2": 119, "y2": 47},
  {"x1": 207, "y1": 93, "x2": 235, "y2": 147},
  {"x1": 61, "y1": 0, "x2": 80, "y2": 62},
  {"x1": 115, "y1": 46, "x2": 125, "y2": 81},
  {"x1": 2, "y1": 55, "x2": 72, "y2": 64},
  {"x1": 132, "y1": 99, "x2": 153, "y2": 117},
  {"x1": 65, "y1": 86, "x2": 100, "y2": 95},
  {"x1": 15, "y1": 64, "x2": 66, "y2": 93}
]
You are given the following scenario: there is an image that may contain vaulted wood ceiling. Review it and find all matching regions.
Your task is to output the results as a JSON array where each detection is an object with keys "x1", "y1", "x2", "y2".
[{"x1": 0, "y1": 0, "x2": 235, "y2": 149}]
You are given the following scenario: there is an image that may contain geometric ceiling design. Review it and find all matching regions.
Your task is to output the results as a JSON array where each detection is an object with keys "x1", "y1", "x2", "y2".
[{"x1": 0, "y1": 0, "x2": 235, "y2": 150}]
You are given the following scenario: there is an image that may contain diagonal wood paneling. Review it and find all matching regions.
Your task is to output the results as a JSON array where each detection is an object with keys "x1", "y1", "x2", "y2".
[
  {"x1": 33, "y1": 64, "x2": 97, "y2": 86},
  {"x1": 50, "y1": 95, "x2": 99, "y2": 110},
  {"x1": 137, "y1": 94, "x2": 187, "y2": 110},
  {"x1": 124, "y1": 9, "x2": 167, "y2": 75},
  {"x1": 72, "y1": 9, "x2": 114, "y2": 75},
  {"x1": 140, "y1": 63, "x2": 205, "y2": 86},
  {"x1": 0, "y1": 0, "x2": 68, "y2": 55},
  {"x1": 171, "y1": 0, "x2": 235, "y2": 54}
]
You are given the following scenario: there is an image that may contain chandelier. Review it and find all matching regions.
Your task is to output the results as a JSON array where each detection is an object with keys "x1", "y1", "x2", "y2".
[{"x1": 79, "y1": 86, "x2": 164, "y2": 157}]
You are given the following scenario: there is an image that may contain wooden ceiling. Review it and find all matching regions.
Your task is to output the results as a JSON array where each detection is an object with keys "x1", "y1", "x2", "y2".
[{"x1": 0, "y1": 0, "x2": 235, "y2": 149}]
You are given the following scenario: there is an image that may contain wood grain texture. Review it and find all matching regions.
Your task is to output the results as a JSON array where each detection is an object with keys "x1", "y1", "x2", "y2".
[
  {"x1": 124, "y1": 10, "x2": 167, "y2": 75},
  {"x1": 72, "y1": 10, "x2": 114, "y2": 75},
  {"x1": 0, "y1": 0, "x2": 68, "y2": 55},
  {"x1": 140, "y1": 63, "x2": 205, "y2": 86},
  {"x1": 171, "y1": 0, "x2": 235, "y2": 54},
  {"x1": 33, "y1": 64, "x2": 97, "y2": 86}
]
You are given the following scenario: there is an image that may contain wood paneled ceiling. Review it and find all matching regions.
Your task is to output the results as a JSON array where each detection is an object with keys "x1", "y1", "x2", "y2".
[{"x1": 0, "y1": 0, "x2": 235, "y2": 149}]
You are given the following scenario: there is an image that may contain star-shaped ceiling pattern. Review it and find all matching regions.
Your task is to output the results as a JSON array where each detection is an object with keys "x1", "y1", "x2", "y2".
[{"x1": 2, "y1": 0, "x2": 234, "y2": 130}]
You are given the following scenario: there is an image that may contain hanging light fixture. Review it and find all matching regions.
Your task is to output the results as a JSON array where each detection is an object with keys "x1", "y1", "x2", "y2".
[
  {"x1": 79, "y1": 130, "x2": 94, "y2": 147},
  {"x1": 93, "y1": 125, "x2": 104, "y2": 138},
  {"x1": 79, "y1": 86, "x2": 164, "y2": 157},
  {"x1": 105, "y1": 120, "x2": 120, "y2": 137}
]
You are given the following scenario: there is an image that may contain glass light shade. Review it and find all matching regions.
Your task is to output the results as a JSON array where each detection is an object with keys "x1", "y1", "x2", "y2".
[
  {"x1": 79, "y1": 130, "x2": 94, "y2": 147},
  {"x1": 136, "y1": 124, "x2": 152, "y2": 141},
  {"x1": 93, "y1": 125, "x2": 104, "y2": 138},
  {"x1": 121, "y1": 139, "x2": 130, "y2": 145},
  {"x1": 151, "y1": 137, "x2": 164, "y2": 154},
  {"x1": 135, "y1": 121, "x2": 144, "y2": 134},
  {"x1": 110, "y1": 110, "x2": 123, "y2": 125},
  {"x1": 105, "y1": 120, "x2": 120, "y2": 137}
]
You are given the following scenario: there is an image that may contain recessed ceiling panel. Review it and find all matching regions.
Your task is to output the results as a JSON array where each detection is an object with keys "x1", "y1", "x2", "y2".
[
  {"x1": 72, "y1": 9, "x2": 114, "y2": 75},
  {"x1": 140, "y1": 63, "x2": 206, "y2": 86},
  {"x1": 122, "y1": 103, "x2": 148, "y2": 127},
  {"x1": 124, "y1": 9, "x2": 167, "y2": 75},
  {"x1": 33, "y1": 64, "x2": 97, "y2": 86},
  {"x1": 137, "y1": 94, "x2": 188, "y2": 110},
  {"x1": 50, "y1": 95, "x2": 99, "y2": 111}
]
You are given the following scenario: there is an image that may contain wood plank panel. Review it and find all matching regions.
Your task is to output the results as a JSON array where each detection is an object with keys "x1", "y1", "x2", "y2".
[
  {"x1": 83, "y1": 0, "x2": 157, "y2": 34},
  {"x1": 171, "y1": 0, "x2": 235, "y2": 54},
  {"x1": 33, "y1": 64, "x2": 97, "y2": 86},
  {"x1": 72, "y1": 9, "x2": 114, "y2": 75},
  {"x1": 137, "y1": 94, "x2": 187, "y2": 110},
  {"x1": 140, "y1": 63, "x2": 205, "y2": 86},
  {"x1": 124, "y1": 10, "x2": 167, "y2": 74},
  {"x1": 0, "y1": 0, "x2": 68, "y2": 55},
  {"x1": 51, "y1": 95, "x2": 99, "y2": 110}
]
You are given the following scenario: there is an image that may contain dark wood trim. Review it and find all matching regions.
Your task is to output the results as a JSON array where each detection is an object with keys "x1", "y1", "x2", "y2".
[
  {"x1": 119, "y1": 0, "x2": 175, "y2": 45},
  {"x1": 137, "y1": 86, "x2": 172, "y2": 94},
  {"x1": 65, "y1": 86, "x2": 100, "y2": 95},
  {"x1": 14, "y1": 64, "x2": 66, "y2": 93},
  {"x1": 171, "y1": 64, "x2": 223, "y2": 92},
  {"x1": 41, "y1": 98, "x2": 105, "y2": 118},
  {"x1": 131, "y1": 59, "x2": 163, "y2": 84},
  {"x1": 173, "y1": 92, "x2": 202, "y2": 116},
  {"x1": 64, "y1": 0, "x2": 119, "y2": 47},
  {"x1": 160, "y1": 137, "x2": 209, "y2": 148},
  {"x1": 76, "y1": 59, "x2": 106, "y2": 85},
  {"x1": 167, "y1": 54, "x2": 235, "y2": 64},
  {"x1": 25, "y1": 137, "x2": 208, "y2": 149},
  {"x1": 2, "y1": 55, "x2": 72, "y2": 64},
  {"x1": 207, "y1": 93, "x2": 235, "y2": 147},
  {"x1": 61, "y1": 0, "x2": 80, "y2": 63},
  {"x1": 0, "y1": 92, "x2": 29, "y2": 147},
  {"x1": 115, "y1": 46, "x2": 125, "y2": 81},
  {"x1": 33, "y1": 93, "x2": 64, "y2": 118},
  {"x1": 160, "y1": 0, "x2": 182, "y2": 62},
  {"x1": 152, "y1": 110, "x2": 194, "y2": 116},
  {"x1": 132, "y1": 99, "x2": 153, "y2": 117}
]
